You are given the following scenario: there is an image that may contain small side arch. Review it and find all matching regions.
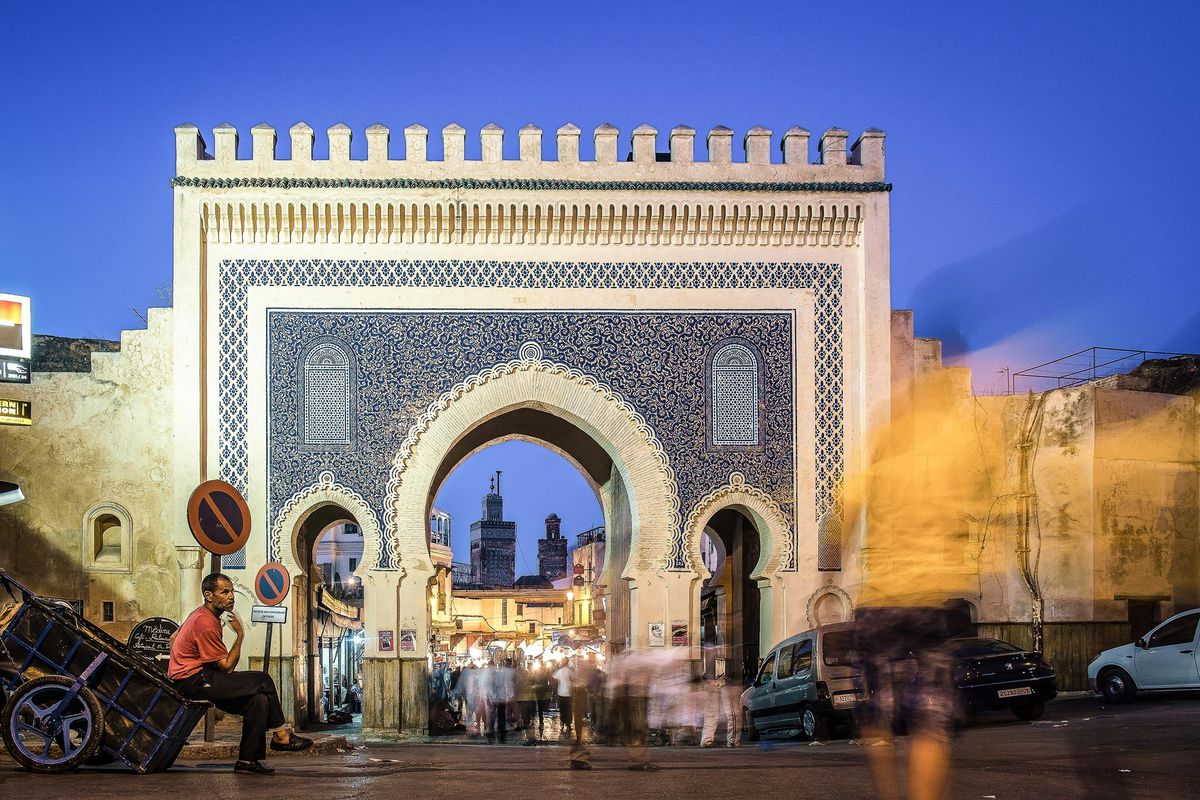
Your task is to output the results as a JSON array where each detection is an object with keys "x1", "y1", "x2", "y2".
[{"x1": 270, "y1": 471, "x2": 384, "y2": 575}]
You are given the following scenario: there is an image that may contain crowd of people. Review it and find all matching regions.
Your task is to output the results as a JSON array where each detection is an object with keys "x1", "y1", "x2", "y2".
[{"x1": 428, "y1": 647, "x2": 743, "y2": 763}]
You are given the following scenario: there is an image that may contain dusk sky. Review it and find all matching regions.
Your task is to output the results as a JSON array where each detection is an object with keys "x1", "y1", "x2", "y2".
[{"x1": 3, "y1": 2, "x2": 1196, "y2": 561}]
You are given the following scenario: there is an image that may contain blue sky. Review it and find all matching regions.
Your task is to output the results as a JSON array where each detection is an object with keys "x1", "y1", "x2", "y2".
[{"x1": 2, "y1": 1, "x2": 1197, "y2": 559}]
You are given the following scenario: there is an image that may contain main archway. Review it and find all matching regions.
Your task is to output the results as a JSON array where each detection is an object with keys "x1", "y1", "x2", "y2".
[{"x1": 368, "y1": 345, "x2": 686, "y2": 734}]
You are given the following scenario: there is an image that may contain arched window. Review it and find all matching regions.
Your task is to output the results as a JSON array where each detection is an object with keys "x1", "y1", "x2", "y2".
[
  {"x1": 710, "y1": 342, "x2": 760, "y2": 447},
  {"x1": 300, "y1": 339, "x2": 355, "y2": 450}
]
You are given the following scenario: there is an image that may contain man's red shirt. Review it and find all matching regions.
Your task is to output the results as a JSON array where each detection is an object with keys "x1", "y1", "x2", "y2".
[{"x1": 168, "y1": 606, "x2": 228, "y2": 679}]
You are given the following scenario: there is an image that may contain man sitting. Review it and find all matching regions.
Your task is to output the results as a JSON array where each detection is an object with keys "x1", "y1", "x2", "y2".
[{"x1": 169, "y1": 572, "x2": 311, "y2": 774}]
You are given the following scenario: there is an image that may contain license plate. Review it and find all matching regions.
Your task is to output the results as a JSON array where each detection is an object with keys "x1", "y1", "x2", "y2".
[
  {"x1": 832, "y1": 692, "x2": 859, "y2": 708},
  {"x1": 997, "y1": 686, "x2": 1034, "y2": 698}
]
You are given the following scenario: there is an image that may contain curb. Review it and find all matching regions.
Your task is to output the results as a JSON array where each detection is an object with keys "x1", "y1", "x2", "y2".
[{"x1": 179, "y1": 734, "x2": 350, "y2": 762}]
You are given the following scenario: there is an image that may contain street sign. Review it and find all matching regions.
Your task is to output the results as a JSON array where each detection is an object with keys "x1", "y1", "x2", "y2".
[
  {"x1": 127, "y1": 616, "x2": 179, "y2": 672},
  {"x1": 254, "y1": 562, "x2": 290, "y2": 606},
  {"x1": 251, "y1": 604, "x2": 288, "y2": 624},
  {"x1": 0, "y1": 359, "x2": 29, "y2": 384},
  {"x1": 0, "y1": 398, "x2": 31, "y2": 426},
  {"x1": 186, "y1": 479, "x2": 252, "y2": 556}
]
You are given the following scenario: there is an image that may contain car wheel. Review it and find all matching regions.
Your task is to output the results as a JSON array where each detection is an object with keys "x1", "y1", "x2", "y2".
[
  {"x1": 742, "y1": 709, "x2": 758, "y2": 742},
  {"x1": 1011, "y1": 701, "x2": 1045, "y2": 721},
  {"x1": 800, "y1": 705, "x2": 827, "y2": 741},
  {"x1": 1098, "y1": 667, "x2": 1137, "y2": 703}
]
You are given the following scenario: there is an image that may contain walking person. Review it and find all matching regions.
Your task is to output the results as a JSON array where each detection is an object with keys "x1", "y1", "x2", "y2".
[
  {"x1": 488, "y1": 658, "x2": 514, "y2": 743},
  {"x1": 514, "y1": 660, "x2": 538, "y2": 745},
  {"x1": 169, "y1": 573, "x2": 312, "y2": 775},
  {"x1": 553, "y1": 659, "x2": 574, "y2": 739},
  {"x1": 700, "y1": 667, "x2": 741, "y2": 747},
  {"x1": 532, "y1": 663, "x2": 553, "y2": 738}
]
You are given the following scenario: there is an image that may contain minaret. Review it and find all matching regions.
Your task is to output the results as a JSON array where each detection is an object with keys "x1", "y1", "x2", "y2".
[{"x1": 470, "y1": 470, "x2": 517, "y2": 586}]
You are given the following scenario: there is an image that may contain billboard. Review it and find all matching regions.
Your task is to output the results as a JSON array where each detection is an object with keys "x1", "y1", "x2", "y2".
[
  {"x1": 0, "y1": 294, "x2": 31, "y2": 359},
  {"x1": 0, "y1": 293, "x2": 31, "y2": 384}
]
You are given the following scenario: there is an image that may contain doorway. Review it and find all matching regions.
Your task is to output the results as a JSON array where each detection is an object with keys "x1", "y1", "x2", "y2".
[
  {"x1": 293, "y1": 505, "x2": 365, "y2": 729},
  {"x1": 699, "y1": 507, "x2": 762, "y2": 685}
]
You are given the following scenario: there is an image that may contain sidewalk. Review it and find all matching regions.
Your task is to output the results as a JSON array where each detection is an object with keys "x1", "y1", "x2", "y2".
[{"x1": 179, "y1": 713, "x2": 354, "y2": 761}]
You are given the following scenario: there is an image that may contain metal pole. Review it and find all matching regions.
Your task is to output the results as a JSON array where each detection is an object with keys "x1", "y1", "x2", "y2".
[
  {"x1": 203, "y1": 552, "x2": 220, "y2": 742},
  {"x1": 263, "y1": 622, "x2": 274, "y2": 675}
]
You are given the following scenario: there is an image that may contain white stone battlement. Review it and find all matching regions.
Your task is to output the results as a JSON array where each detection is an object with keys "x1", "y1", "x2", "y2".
[{"x1": 173, "y1": 122, "x2": 886, "y2": 186}]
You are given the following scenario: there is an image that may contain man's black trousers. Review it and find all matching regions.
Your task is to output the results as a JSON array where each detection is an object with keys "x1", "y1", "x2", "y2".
[{"x1": 175, "y1": 666, "x2": 286, "y2": 762}]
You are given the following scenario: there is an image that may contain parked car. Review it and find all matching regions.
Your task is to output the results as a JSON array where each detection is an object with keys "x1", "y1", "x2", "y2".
[
  {"x1": 740, "y1": 622, "x2": 859, "y2": 741},
  {"x1": 1088, "y1": 608, "x2": 1200, "y2": 702},
  {"x1": 950, "y1": 637, "x2": 1057, "y2": 721}
]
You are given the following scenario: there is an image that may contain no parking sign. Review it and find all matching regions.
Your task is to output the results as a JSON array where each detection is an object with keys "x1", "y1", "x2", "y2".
[
  {"x1": 255, "y1": 562, "x2": 290, "y2": 606},
  {"x1": 186, "y1": 479, "x2": 252, "y2": 556}
]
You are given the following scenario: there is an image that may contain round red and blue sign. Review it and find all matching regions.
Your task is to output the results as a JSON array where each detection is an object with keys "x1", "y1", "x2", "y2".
[
  {"x1": 186, "y1": 479, "x2": 252, "y2": 556},
  {"x1": 254, "y1": 562, "x2": 291, "y2": 606}
]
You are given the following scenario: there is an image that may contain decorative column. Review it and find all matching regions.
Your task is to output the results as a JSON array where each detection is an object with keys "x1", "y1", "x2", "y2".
[{"x1": 175, "y1": 545, "x2": 204, "y2": 618}]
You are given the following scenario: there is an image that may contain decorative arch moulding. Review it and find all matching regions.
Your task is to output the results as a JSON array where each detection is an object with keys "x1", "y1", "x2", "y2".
[
  {"x1": 381, "y1": 340, "x2": 684, "y2": 574},
  {"x1": 269, "y1": 470, "x2": 387, "y2": 571},
  {"x1": 195, "y1": 197, "x2": 867, "y2": 248}
]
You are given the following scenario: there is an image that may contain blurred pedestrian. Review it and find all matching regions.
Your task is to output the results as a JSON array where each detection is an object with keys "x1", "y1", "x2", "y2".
[
  {"x1": 489, "y1": 657, "x2": 515, "y2": 743},
  {"x1": 553, "y1": 659, "x2": 574, "y2": 739}
]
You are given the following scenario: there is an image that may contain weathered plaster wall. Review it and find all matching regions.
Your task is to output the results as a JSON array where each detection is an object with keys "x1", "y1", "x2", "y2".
[
  {"x1": 0, "y1": 308, "x2": 177, "y2": 638},
  {"x1": 1093, "y1": 389, "x2": 1199, "y2": 617}
]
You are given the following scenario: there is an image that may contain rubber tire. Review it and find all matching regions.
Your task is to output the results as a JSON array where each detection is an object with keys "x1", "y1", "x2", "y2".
[
  {"x1": 1098, "y1": 667, "x2": 1137, "y2": 703},
  {"x1": 1011, "y1": 701, "x2": 1045, "y2": 721},
  {"x1": 1, "y1": 676, "x2": 105, "y2": 773},
  {"x1": 801, "y1": 706, "x2": 827, "y2": 741},
  {"x1": 742, "y1": 709, "x2": 759, "y2": 742}
]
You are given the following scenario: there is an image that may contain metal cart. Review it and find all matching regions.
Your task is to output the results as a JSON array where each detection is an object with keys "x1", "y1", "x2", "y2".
[{"x1": 0, "y1": 568, "x2": 208, "y2": 773}]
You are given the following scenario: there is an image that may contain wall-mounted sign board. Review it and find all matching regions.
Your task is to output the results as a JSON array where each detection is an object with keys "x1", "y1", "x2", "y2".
[{"x1": 0, "y1": 398, "x2": 31, "y2": 426}]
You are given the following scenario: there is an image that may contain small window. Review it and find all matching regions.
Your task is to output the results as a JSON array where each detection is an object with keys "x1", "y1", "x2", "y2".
[
  {"x1": 93, "y1": 514, "x2": 122, "y2": 563},
  {"x1": 755, "y1": 653, "x2": 777, "y2": 686},
  {"x1": 299, "y1": 339, "x2": 355, "y2": 450},
  {"x1": 101, "y1": 601, "x2": 115, "y2": 623},
  {"x1": 82, "y1": 502, "x2": 133, "y2": 573},
  {"x1": 348, "y1": 557, "x2": 357, "y2": 573},
  {"x1": 822, "y1": 631, "x2": 853, "y2": 666},
  {"x1": 516, "y1": 603, "x2": 524, "y2": 617},
  {"x1": 776, "y1": 645, "x2": 795, "y2": 679},
  {"x1": 711, "y1": 342, "x2": 760, "y2": 447},
  {"x1": 793, "y1": 640, "x2": 814, "y2": 674},
  {"x1": 501, "y1": 599, "x2": 508, "y2": 625},
  {"x1": 528, "y1": 622, "x2": 536, "y2": 634},
  {"x1": 1148, "y1": 613, "x2": 1200, "y2": 648}
]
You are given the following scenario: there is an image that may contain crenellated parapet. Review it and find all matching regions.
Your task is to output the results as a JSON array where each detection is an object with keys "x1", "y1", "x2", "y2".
[{"x1": 172, "y1": 122, "x2": 887, "y2": 188}]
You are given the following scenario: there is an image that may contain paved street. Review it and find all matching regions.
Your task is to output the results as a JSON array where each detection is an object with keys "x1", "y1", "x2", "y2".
[{"x1": 1, "y1": 695, "x2": 1196, "y2": 799}]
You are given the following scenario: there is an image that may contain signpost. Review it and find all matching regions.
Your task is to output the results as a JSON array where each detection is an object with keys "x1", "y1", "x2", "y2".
[
  {"x1": 253, "y1": 562, "x2": 290, "y2": 678},
  {"x1": 127, "y1": 617, "x2": 179, "y2": 673}
]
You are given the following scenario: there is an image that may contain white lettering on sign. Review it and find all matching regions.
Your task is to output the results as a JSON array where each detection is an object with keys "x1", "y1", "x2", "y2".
[{"x1": 251, "y1": 604, "x2": 288, "y2": 624}]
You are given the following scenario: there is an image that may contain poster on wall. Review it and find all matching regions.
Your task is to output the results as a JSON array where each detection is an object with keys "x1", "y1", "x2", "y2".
[
  {"x1": 399, "y1": 628, "x2": 417, "y2": 652},
  {"x1": 671, "y1": 620, "x2": 688, "y2": 647},
  {"x1": 648, "y1": 622, "x2": 665, "y2": 647},
  {"x1": 379, "y1": 629, "x2": 394, "y2": 652}
]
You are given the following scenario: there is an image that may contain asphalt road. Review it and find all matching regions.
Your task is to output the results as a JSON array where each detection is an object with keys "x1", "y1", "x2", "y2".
[{"x1": 1, "y1": 694, "x2": 1196, "y2": 799}]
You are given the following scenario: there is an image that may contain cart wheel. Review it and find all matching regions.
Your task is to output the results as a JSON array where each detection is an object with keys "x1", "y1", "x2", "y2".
[{"x1": 2, "y1": 675, "x2": 105, "y2": 772}]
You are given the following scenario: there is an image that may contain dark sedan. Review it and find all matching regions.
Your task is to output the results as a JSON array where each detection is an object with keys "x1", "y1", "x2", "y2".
[{"x1": 951, "y1": 637, "x2": 1057, "y2": 721}]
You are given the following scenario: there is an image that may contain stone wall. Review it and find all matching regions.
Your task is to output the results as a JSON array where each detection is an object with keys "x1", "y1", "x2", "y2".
[{"x1": 0, "y1": 308, "x2": 177, "y2": 639}]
